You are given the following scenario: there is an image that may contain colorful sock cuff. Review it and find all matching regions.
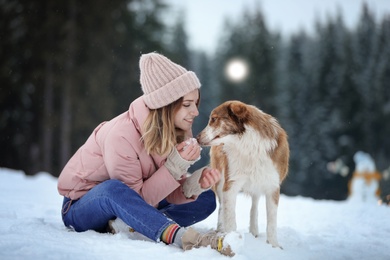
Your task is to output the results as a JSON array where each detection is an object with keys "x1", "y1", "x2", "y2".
[{"x1": 161, "y1": 224, "x2": 180, "y2": 244}]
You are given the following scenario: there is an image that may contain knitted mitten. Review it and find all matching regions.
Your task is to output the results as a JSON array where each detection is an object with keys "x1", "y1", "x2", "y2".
[
  {"x1": 182, "y1": 167, "x2": 208, "y2": 198},
  {"x1": 165, "y1": 147, "x2": 196, "y2": 180}
]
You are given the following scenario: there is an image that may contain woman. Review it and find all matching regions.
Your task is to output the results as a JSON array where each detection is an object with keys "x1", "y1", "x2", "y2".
[{"x1": 58, "y1": 52, "x2": 234, "y2": 256}]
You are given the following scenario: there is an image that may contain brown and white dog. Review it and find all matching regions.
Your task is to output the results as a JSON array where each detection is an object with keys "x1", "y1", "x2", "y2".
[{"x1": 197, "y1": 100, "x2": 289, "y2": 248}]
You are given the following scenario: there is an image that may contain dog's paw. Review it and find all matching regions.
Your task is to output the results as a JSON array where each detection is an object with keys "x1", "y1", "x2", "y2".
[
  {"x1": 249, "y1": 229, "x2": 259, "y2": 238},
  {"x1": 266, "y1": 239, "x2": 283, "y2": 249}
]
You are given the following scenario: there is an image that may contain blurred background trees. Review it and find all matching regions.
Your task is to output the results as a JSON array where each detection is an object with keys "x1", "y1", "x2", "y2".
[
  {"x1": 1, "y1": 0, "x2": 168, "y2": 175},
  {"x1": 1, "y1": 0, "x2": 389, "y2": 201}
]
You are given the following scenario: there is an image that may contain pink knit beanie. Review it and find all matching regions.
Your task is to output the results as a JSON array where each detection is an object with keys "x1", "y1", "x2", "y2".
[{"x1": 140, "y1": 52, "x2": 201, "y2": 109}]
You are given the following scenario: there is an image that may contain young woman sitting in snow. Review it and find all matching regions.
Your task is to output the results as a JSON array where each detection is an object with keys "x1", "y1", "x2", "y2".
[{"x1": 57, "y1": 52, "x2": 235, "y2": 256}]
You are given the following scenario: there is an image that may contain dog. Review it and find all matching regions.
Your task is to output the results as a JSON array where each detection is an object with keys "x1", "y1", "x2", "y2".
[{"x1": 197, "y1": 100, "x2": 289, "y2": 248}]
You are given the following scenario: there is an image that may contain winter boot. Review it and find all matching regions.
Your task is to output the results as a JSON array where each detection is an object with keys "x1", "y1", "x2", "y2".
[
  {"x1": 107, "y1": 218, "x2": 134, "y2": 234},
  {"x1": 181, "y1": 227, "x2": 235, "y2": 257}
]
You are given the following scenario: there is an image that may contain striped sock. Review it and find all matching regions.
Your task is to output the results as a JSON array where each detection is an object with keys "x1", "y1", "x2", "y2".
[{"x1": 160, "y1": 224, "x2": 180, "y2": 244}]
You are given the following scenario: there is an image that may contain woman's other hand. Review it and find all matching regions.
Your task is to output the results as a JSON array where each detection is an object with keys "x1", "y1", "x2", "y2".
[{"x1": 199, "y1": 168, "x2": 221, "y2": 189}]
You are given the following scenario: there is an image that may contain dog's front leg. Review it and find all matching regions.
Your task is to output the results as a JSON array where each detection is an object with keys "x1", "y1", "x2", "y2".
[
  {"x1": 265, "y1": 189, "x2": 282, "y2": 249},
  {"x1": 215, "y1": 182, "x2": 224, "y2": 232},
  {"x1": 221, "y1": 185, "x2": 241, "y2": 233}
]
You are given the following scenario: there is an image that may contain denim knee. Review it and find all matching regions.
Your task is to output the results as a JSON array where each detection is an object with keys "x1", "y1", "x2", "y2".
[
  {"x1": 201, "y1": 189, "x2": 217, "y2": 215},
  {"x1": 97, "y1": 179, "x2": 140, "y2": 199}
]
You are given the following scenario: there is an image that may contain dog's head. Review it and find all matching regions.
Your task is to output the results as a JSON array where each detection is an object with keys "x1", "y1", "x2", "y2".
[{"x1": 197, "y1": 100, "x2": 251, "y2": 146}]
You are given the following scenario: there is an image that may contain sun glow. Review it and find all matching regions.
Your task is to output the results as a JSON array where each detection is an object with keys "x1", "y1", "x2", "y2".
[{"x1": 225, "y1": 58, "x2": 249, "y2": 82}]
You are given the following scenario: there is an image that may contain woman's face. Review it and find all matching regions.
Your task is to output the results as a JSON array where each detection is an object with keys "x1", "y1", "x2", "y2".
[{"x1": 174, "y1": 89, "x2": 199, "y2": 131}]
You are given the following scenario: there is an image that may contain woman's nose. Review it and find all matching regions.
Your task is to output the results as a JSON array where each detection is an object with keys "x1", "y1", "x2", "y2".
[{"x1": 192, "y1": 107, "x2": 199, "y2": 116}]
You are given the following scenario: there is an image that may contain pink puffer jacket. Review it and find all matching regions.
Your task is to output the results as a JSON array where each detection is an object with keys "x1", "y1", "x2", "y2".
[{"x1": 57, "y1": 97, "x2": 195, "y2": 207}]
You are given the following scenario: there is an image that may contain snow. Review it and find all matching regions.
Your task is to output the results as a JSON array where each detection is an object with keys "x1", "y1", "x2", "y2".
[{"x1": 1, "y1": 167, "x2": 389, "y2": 260}]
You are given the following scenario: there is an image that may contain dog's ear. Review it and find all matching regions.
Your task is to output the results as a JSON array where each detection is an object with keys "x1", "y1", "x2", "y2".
[{"x1": 228, "y1": 101, "x2": 248, "y2": 121}]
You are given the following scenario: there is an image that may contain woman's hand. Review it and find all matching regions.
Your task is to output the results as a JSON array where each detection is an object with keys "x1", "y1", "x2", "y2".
[
  {"x1": 199, "y1": 168, "x2": 221, "y2": 189},
  {"x1": 176, "y1": 138, "x2": 201, "y2": 161},
  {"x1": 182, "y1": 167, "x2": 221, "y2": 198},
  {"x1": 166, "y1": 138, "x2": 201, "y2": 181}
]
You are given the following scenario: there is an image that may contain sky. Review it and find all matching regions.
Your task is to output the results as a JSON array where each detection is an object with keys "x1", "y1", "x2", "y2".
[
  {"x1": 165, "y1": 0, "x2": 390, "y2": 54},
  {"x1": 1, "y1": 167, "x2": 389, "y2": 259}
]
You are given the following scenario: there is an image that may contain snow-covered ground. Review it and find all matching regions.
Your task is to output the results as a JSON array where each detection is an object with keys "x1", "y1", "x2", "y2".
[{"x1": 0, "y1": 167, "x2": 389, "y2": 260}]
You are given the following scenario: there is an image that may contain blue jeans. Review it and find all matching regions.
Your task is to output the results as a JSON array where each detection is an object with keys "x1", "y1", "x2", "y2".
[{"x1": 61, "y1": 179, "x2": 216, "y2": 242}]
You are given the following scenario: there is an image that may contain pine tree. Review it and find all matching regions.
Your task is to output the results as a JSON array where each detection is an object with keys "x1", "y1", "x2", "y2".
[
  {"x1": 351, "y1": 3, "x2": 379, "y2": 154},
  {"x1": 372, "y1": 15, "x2": 390, "y2": 169},
  {"x1": 166, "y1": 13, "x2": 190, "y2": 68},
  {"x1": 278, "y1": 31, "x2": 311, "y2": 196}
]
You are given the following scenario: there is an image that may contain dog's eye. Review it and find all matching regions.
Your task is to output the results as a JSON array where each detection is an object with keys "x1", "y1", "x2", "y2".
[{"x1": 210, "y1": 117, "x2": 217, "y2": 123}]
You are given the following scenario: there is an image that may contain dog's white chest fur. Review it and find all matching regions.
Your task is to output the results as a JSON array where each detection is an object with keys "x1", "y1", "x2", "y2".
[{"x1": 220, "y1": 127, "x2": 280, "y2": 195}]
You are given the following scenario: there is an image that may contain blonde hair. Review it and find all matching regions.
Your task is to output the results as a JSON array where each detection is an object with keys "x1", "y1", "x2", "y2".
[
  {"x1": 142, "y1": 90, "x2": 201, "y2": 156},
  {"x1": 142, "y1": 98, "x2": 185, "y2": 156}
]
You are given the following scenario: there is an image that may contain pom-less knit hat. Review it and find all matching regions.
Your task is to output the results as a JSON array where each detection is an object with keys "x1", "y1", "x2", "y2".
[{"x1": 140, "y1": 52, "x2": 201, "y2": 109}]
